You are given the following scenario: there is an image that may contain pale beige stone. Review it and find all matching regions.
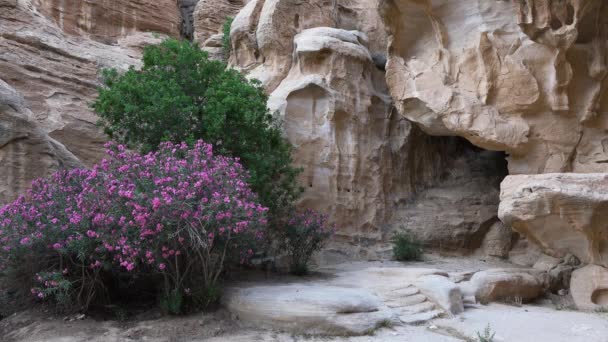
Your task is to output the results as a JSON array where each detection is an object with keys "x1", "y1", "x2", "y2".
[
  {"x1": 480, "y1": 221, "x2": 513, "y2": 258},
  {"x1": 0, "y1": 0, "x2": 171, "y2": 204},
  {"x1": 381, "y1": 0, "x2": 608, "y2": 174},
  {"x1": 571, "y1": 264, "x2": 608, "y2": 311},
  {"x1": 31, "y1": 0, "x2": 180, "y2": 43},
  {"x1": 462, "y1": 269, "x2": 543, "y2": 303},
  {"x1": 222, "y1": 285, "x2": 396, "y2": 335},
  {"x1": 193, "y1": 0, "x2": 247, "y2": 47},
  {"x1": 499, "y1": 174, "x2": 608, "y2": 267}
]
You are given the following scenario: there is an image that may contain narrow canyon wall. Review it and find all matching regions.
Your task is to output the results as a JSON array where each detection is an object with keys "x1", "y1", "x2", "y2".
[{"x1": 0, "y1": 0, "x2": 176, "y2": 203}]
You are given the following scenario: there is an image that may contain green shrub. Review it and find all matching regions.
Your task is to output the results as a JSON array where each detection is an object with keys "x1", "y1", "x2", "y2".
[
  {"x1": 93, "y1": 38, "x2": 302, "y2": 222},
  {"x1": 222, "y1": 17, "x2": 234, "y2": 60},
  {"x1": 281, "y1": 210, "x2": 334, "y2": 276},
  {"x1": 391, "y1": 232, "x2": 423, "y2": 261}
]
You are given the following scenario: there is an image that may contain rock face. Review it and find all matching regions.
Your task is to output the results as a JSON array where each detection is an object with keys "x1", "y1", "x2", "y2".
[
  {"x1": 227, "y1": 0, "x2": 506, "y2": 252},
  {"x1": 381, "y1": 0, "x2": 608, "y2": 175},
  {"x1": 31, "y1": 0, "x2": 180, "y2": 43},
  {"x1": 223, "y1": 285, "x2": 395, "y2": 335},
  {"x1": 499, "y1": 174, "x2": 608, "y2": 268},
  {"x1": 193, "y1": 0, "x2": 247, "y2": 46},
  {"x1": 0, "y1": 80, "x2": 82, "y2": 202},
  {"x1": 0, "y1": 0, "x2": 172, "y2": 204},
  {"x1": 461, "y1": 269, "x2": 543, "y2": 303},
  {"x1": 571, "y1": 264, "x2": 608, "y2": 310}
]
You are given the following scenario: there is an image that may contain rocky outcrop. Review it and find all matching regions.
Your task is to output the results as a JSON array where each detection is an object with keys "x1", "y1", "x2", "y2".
[
  {"x1": 571, "y1": 264, "x2": 608, "y2": 311},
  {"x1": 499, "y1": 174, "x2": 608, "y2": 268},
  {"x1": 31, "y1": 0, "x2": 180, "y2": 43},
  {"x1": 193, "y1": 0, "x2": 247, "y2": 46},
  {"x1": 461, "y1": 269, "x2": 543, "y2": 303},
  {"x1": 227, "y1": 0, "x2": 506, "y2": 251},
  {"x1": 0, "y1": 0, "x2": 169, "y2": 204},
  {"x1": 381, "y1": 0, "x2": 608, "y2": 174},
  {"x1": 223, "y1": 285, "x2": 395, "y2": 335},
  {"x1": 0, "y1": 80, "x2": 82, "y2": 202}
]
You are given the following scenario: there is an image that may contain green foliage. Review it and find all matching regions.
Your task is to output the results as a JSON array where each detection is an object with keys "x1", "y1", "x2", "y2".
[
  {"x1": 160, "y1": 289, "x2": 183, "y2": 315},
  {"x1": 93, "y1": 38, "x2": 302, "y2": 218},
  {"x1": 391, "y1": 231, "x2": 423, "y2": 261},
  {"x1": 280, "y1": 210, "x2": 334, "y2": 276},
  {"x1": 222, "y1": 17, "x2": 234, "y2": 60},
  {"x1": 476, "y1": 324, "x2": 496, "y2": 342}
]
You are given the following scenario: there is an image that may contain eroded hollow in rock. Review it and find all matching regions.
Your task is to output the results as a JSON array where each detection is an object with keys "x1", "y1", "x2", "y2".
[
  {"x1": 591, "y1": 288, "x2": 608, "y2": 306},
  {"x1": 389, "y1": 133, "x2": 509, "y2": 255}
]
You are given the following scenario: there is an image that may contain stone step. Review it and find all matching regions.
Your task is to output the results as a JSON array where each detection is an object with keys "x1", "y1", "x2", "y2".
[
  {"x1": 399, "y1": 309, "x2": 444, "y2": 325},
  {"x1": 386, "y1": 286, "x2": 420, "y2": 298},
  {"x1": 399, "y1": 294, "x2": 428, "y2": 306},
  {"x1": 399, "y1": 301, "x2": 436, "y2": 314},
  {"x1": 463, "y1": 295, "x2": 477, "y2": 304}
]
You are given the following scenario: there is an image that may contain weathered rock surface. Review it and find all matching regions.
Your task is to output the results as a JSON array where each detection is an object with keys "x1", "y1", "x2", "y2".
[
  {"x1": 193, "y1": 0, "x2": 247, "y2": 46},
  {"x1": 228, "y1": 1, "x2": 506, "y2": 251},
  {"x1": 480, "y1": 221, "x2": 513, "y2": 258},
  {"x1": 499, "y1": 174, "x2": 608, "y2": 267},
  {"x1": 571, "y1": 264, "x2": 608, "y2": 311},
  {"x1": 414, "y1": 274, "x2": 464, "y2": 315},
  {"x1": 32, "y1": 0, "x2": 180, "y2": 43},
  {"x1": 0, "y1": 0, "x2": 169, "y2": 204},
  {"x1": 223, "y1": 285, "x2": 395, "y2": 335},
  {"x1": 0, "y1": 79, "x2": 83, "y2": 202},
  {"x1": 381, "y1": 0, "x2": 608, "y2": 174},
  {"x1": 461, "y1": 268, "x2": 543, "y2": 303}
]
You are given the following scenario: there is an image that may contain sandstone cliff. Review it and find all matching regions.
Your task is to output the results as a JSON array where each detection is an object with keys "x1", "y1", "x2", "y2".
[
  {"x1": 0, "y1": 0, "x2": 178, "y2": 203},
  {"x1": 1, "y1": 0, "x2": 608, "y2": 268}
]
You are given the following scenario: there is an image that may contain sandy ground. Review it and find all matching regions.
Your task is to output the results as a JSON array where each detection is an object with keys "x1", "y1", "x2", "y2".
[{"x1": 1, "y1": 257, "x2": 607, "y2": 342}]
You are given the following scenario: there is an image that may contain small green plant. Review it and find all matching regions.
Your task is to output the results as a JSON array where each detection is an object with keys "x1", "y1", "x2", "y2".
[
  {"x1": 476, "y1": 324, "x2": 496, "y2": 342},
  {"x1": 160, "y1": 289, "x2": 183, "y2": 315},
  {"x1": 595, "y1": 306, "x2": 608, "y2": 313},
  {"x1": 391, "y1": 232, "x2": 423, "y2": 261},
  {"x1": 222, "y1": 17, "x2": 234, "y2": 60},
  {"x1": 280, "y1": 210, "x2": 334, "y2": 276}
]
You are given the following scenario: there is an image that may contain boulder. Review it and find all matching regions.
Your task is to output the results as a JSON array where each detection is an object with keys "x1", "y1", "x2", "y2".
[
  {"x1": 462, "y1": 269, "x2": 543, "y2": 303},
  {"x1": 480, "y1": 221, "x2": 513, "y2": 258},
  {"x1": 571, "y1": 265, "x2": 608, "y2": 311},
  {"x1": 414, "y1": 275, "x2": 464, "y2": 315},
  {"x1": 499, "y1": 174, "x2": 608, "y2": 267},
  {"x1": 222, "y1": 285, "x2": 395, "y2": 335}
]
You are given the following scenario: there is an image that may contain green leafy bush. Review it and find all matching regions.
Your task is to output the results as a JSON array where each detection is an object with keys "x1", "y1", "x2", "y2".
[
  {"x1": 222, "y1": 17, "x2": 234, "y2": 60},
  {"x1": 391, "y1": 232, "x2": 423, "y2": 261},
  {"x1": 93, "y1": 39, "x2": 301, "y2": 221},
  {"x1": 280, "y1": 210, "x2": 334, "y2": 276}
]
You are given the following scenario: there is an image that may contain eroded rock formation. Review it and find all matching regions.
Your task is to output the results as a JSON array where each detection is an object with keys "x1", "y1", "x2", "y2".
[
  {"x1": 31, "y1": 0, "x2": 180, "y2": 43},
  {"x1": 193, "y1": 0, "x2": 247, "y2": 46},
  {"x1": 499, "y1": 173, "x2": 608, "y2": 267},
  {"x1": 0, "y1": 0, "x2": 174, "y2": 203},
  {"x1": 225, "y1": 0, "x2": 506, "y2": 253},
  {"x1": 381, "y1": 0, "x2": 608, "y2": 174}
]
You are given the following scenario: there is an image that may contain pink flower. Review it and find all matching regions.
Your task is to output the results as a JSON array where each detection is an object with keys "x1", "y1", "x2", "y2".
[
  {"x1": 152, "y1": 197, "x2": 162, "y2": 210},
  {"x1": 158, "y1": 263, "x2": 166, "y2": 271}
]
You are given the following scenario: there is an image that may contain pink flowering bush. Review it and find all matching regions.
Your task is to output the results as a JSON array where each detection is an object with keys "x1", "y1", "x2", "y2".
[
  {"x1": 0, "y1": 140, "x2": 267, "y2": 313},
  {"x1": 280, "y1": 210, "x2": 334, "y2": 276}
]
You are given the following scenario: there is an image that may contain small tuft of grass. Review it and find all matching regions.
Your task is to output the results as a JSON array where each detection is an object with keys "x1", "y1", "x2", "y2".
[{"x1": 476, "y1": 324, "x2": 496, "y2": 342}]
